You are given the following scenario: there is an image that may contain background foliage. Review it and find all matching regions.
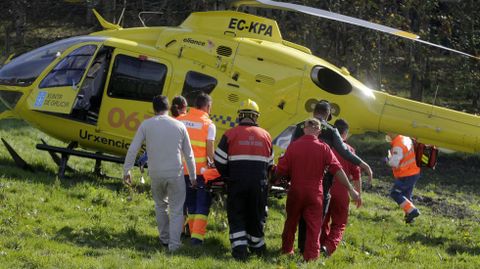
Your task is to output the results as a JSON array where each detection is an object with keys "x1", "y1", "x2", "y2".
[
  {"x1": 0, "y1": 0, "x2": 479, "y2": 112},
  {"x1": 0, "y1": 120, "x2": 479, "y2": 268},
  {"x1": 0, "y1": 0, "x2": 480, "y2": 113},
  {"x1": 0, "y1": 2, "x2": 479, "y2": 267}
]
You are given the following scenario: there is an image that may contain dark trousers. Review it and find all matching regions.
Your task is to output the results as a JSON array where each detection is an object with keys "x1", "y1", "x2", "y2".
[
  {"x1": 185, "y1": 175, "x2": 212, "y2": 242},
  {"x1": 298, "y1": 173, "x2": 333, "y2": 253},
  {"x1": 390, "y1": 173, "x2": 420, "y2": 205},
  {"x1": 227, "y1": 178, "x2": 268, "y2": 259}
]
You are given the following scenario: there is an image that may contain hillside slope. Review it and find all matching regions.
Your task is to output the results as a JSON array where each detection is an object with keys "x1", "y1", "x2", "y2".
[{"x1": 0, "y1": 119, "x2": 479, "y2": 268}]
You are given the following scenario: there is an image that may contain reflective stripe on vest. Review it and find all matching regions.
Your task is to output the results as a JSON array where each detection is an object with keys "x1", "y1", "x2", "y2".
[
  {"x1": 177, "y1": 108, "x2": 212, "y2": 175},
  {"x1": 391, "y1": 135, "x2": 420, "y2": 178}
]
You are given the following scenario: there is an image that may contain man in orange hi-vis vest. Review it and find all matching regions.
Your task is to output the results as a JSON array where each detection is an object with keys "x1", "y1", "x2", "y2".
[
  {"x1": 177, "y1": 93, "x2": 216, "y2": 245},
  {"x1": 386, "y1": 133, "x2": 421, "y2": 224}
]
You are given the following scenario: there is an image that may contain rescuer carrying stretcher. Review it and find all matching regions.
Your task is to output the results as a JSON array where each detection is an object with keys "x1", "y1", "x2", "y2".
[
  {"x1": 177, "y1": 93, "x2": 217, "y2": 245},
  {"x1": 275, "y1": 117, "x2": 361, "y2": 261},
  {"x1": 290, "y1": 100, "x2": 373, "y2": 254},
  {"x1": 214, "y1": 99, "x2": 274, "y2": 261}
]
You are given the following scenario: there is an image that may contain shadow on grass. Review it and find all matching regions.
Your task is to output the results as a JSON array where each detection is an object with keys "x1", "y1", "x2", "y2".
[
  {"x1": 0, "y1": 119, "x2": 31, "y2": 131},
  {"x1": 446, "y1": 243, "x2": 480, "y2": 256},
  {"x1": 397, "y1": 231, "x2": 448, "y2": 247},
  {"x1": 54, "y1": 225, "x2": 233, "y2": 259},
  {"x1": 52, "y1": 218, "x2": 298, "y2": 263},
  {"x1": 179, "y1": 240, "x2": 297, "y2": 264},
  {"x1": 353, "y1": 210, "x2": 395, "y2": 223},
  {"x1": 54, "y1": 225, "x2": 161, "y2": 254},
  {"x1": 399, "y1": 232, "x2": 480, "y2": 256},
  {"x1": 175, "y1": 237, "x2": 231, "y2": 260},
  {"x1": 0, "y1": 156, "x2": 143, "y2": 194}
]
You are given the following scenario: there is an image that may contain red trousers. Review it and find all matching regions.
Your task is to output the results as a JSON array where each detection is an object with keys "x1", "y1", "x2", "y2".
[
  {"x1": 320, "y1": 180, "x2": 349, "y2": 255},
  {"x1": 282, "y1": 185, "x2": 323, "y2": 261}
]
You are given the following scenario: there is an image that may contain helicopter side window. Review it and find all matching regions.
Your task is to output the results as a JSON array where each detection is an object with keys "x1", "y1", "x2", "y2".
[
  {"x1": 311, "y1": 66, "x2": 352, "y2": 95},
  {"x1": 39, "y1": 45, "x2": 97, "y2": 88},
  {"x1": 181, "y1": 71, "x2": 218, "y2": 105},
  {"x1": 107, "y1": 55, "x2": 167, "y2": 102}
]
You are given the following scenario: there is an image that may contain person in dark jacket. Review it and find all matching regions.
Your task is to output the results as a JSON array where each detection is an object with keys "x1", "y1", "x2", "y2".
[
  {"x1": 292, "y1": 100, "x2": 373, "y2": 254},
  {"x1": 214, "y1": 99, "x2": 274, "y2": 261},
  {"x1": 320, "y1": 119, "x2": 363, "y2": 256}
]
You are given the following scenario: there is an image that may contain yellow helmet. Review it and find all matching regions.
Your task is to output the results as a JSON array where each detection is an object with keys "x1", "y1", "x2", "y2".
[{"x1": 238, "y1": 99, "x2": 260, "y2": 115}]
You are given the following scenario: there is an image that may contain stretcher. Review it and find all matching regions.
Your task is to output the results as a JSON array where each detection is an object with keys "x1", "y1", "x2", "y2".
[{"x1": 203, "y1": 168, "x2": 289, "y2": 198}]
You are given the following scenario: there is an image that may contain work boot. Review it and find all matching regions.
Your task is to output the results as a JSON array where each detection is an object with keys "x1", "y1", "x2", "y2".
[
  {"x1": 249, "y1": 244, "x2": 266, "y2": 257},
  {"x1": 405, "y1": 208, "x2": 420, "y2": 224},
  {"x1": 232, "y1": 246, "x2": 248, "y2": 261},
  {"x1": 191, "y1": 238, "x2": 203, "y2": 246}
]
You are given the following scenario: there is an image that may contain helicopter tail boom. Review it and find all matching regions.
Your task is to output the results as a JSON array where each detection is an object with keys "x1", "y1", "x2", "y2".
[{"x1": 377, "y1": 93, "x2": 480, "y2": 153}]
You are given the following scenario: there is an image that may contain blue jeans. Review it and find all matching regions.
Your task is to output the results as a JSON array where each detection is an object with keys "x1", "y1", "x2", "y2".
[{"x1": 390, "y1": 173, "x2": 420, "y2": 205}]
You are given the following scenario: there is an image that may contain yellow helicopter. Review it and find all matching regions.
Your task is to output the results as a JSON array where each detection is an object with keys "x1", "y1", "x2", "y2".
[{"x1": 0, "y1": 0, "x2": 479, "y2": 178}]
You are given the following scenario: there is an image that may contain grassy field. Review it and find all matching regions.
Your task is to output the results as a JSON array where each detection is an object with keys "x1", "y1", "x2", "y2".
[{"x1": 0, "y1": 119, "x2": 479, "y2": 268}]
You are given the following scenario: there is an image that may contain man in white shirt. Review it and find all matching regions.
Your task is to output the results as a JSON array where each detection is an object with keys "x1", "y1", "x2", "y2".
[{"x1": 123, "y1": 95, "x2": 196, "y2": 251}]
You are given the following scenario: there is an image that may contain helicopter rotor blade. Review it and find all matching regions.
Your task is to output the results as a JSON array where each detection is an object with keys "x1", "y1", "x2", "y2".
[{"x1": 233, "y1": 0, "x2": 479, "y2": 60}]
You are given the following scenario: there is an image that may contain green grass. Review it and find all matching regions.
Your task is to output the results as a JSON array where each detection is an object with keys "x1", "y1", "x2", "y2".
[{"x1": 0, "y1": 119, "x2": 479, "y2": 268}]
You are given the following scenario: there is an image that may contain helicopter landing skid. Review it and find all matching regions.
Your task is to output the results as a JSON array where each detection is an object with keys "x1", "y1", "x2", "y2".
[
  {"x1": 36, "y1": 142, "x2": 124, "y2": 179},
  {"x1": 1, "y1": 138, "x2": 34, "y2": 172},
  {"x1": 40, "y1": 139, "x2": 76, "y2": 174}
]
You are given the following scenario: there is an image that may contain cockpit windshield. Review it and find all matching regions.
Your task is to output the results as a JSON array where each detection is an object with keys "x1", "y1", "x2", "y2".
[{"x1": 0, "y1": 36, "x2": 106, "y2": 87}]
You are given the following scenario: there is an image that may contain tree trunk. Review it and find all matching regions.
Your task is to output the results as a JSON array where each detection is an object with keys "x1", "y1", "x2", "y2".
[
  {"x1": 3, "y1": 24, "x2": 10, "y2": 57},
  {"x1": 473, "y1": 91, "x2": 479, "y2": 108},
  {"x1": 410, "y1": 71, "x2": 422, "y2": 101},
  {"x1": 13, "y1": 1, "x2": 26, "y2": 46}
]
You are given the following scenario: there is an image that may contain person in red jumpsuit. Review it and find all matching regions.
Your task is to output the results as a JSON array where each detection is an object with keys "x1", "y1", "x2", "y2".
[
  {"x1": 320, "y1": 119, "x2": 362, "y2": 256},
  {"x1": 276, "y1": 118, "x2": 361, "y2": 261}
]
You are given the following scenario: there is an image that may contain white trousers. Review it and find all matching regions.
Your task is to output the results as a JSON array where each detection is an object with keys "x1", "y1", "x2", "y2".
[{"x1": 150, "y1": 173, "x2": 186, "y2": 251}]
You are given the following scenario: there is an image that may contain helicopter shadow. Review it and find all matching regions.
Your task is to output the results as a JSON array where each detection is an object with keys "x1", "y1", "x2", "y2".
[
  {"x1": 0, "y1": 156, "x2": 131, "y2": 192},
  {"x1": 53, "y1": 225, "x2": 161, "y2": 255},
  {"x1": 54, "y1": 224, "x2": 234, "y2": 259},
  {"x1": 397, "y1": 231, "x2": 480, "y2": 255},
  {"x1": 0, "y1": 119, "x2": 31, "y2": 131},
  {"x1": 173, "y1": 237, "x2": 231, "y2": 260}
]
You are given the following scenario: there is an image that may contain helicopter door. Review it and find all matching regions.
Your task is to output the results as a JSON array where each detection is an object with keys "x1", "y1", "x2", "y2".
[
  {"x1": 28, "y1": 44, "x2": 99, "y2": 114},
  {"x1": 70, "y1": 46, "x2": 113, "y2": 124},
  {"x1": 97, "y1": 49, "x2": 170, "y2": 138}
]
